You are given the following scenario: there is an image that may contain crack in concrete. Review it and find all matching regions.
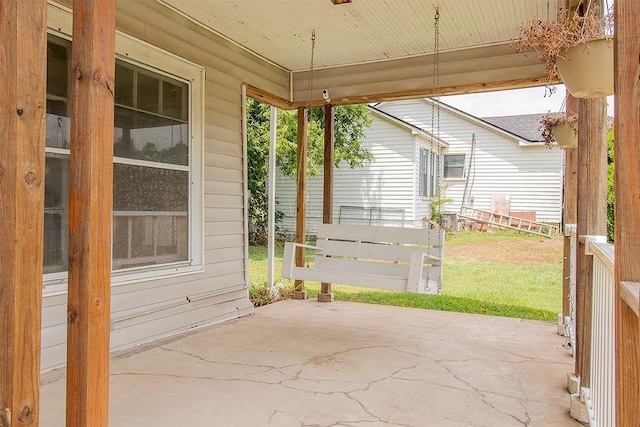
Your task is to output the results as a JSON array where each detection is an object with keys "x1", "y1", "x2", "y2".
[
  {"x1": 437, "y1": 360, "x2": 532, "y2": 426},
  {"x1": 513, "y1": 372, "x2": 532, "y2": 426},
  {"x1": 388, "y1": 375, "x2": 471, "y2": 393},
  {"x1": 473, "y1": 341, "x2": 567, "y2": 365},
  {"x1": 154, "y1": 345, "x2": 304, "y2": 383},
  {"x1": 341, "y1": 392, "x2": 385, "y2": 425},
  {"x1": 110, "y1": 371, "x2": 290, "y2": 387},
  {"x1": 437, "y1": 355, "x2": 567, "y2": 368}
]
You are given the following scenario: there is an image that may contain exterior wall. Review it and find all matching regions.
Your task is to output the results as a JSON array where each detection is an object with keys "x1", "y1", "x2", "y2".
[
  {"x1": 377, "y1": 99, "x2": 563, "y2": 224},
  {"x1": 276, "y1": 113, "x2": 421, "y2": 236},
  {"x1": 41, "y1": 1, "x2": 289, "y2": 372}
]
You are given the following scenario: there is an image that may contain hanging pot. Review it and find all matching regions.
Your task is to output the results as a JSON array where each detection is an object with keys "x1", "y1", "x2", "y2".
[
  {"x1": 556, "y1": 38, "x2": 614, "y2": 98},
  {"x1": 552, "y1": 122, "x2": 578, "y2": 148}
]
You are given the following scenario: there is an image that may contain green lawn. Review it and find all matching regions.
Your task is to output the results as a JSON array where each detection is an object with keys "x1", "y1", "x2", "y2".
[{"x1": 249, "y1": 231, "x2": 563, "y2": 322}]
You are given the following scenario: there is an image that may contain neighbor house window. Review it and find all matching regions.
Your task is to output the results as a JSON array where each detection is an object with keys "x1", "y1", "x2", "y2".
[
  {"x1": 419, "y1": 148, "x2": 439, "y2": 197},
  {"x1": 44, "y1": 34, "x2": 202, "y2": 277},
  {"x1": 443, "y1": 154, "x2": 465, "y2": 179}
]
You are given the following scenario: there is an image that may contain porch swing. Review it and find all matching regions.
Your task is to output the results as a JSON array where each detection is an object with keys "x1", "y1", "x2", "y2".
[{"x1": 281, "y1": 9, "x2": 446, "y2": 295}]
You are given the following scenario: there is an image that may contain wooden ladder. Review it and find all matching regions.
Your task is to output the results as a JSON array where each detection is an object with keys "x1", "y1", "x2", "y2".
[{"x1": 459, "y1": 206, "x2": 559, "y2": 238}]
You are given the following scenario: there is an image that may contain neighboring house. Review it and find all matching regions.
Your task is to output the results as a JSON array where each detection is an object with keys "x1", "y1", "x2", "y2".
[{"x1": 276, "y1": 98, "x2": 563, "y2": 236}]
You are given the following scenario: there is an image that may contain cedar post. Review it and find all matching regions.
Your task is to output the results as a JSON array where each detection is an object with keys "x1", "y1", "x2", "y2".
[
  {"x1": 574, "y1": 96, "x2": 608, "y2": 390},
  {"x1": 0, "y1": 0, "x2": 47, "y2": 425},
  {"x1": 294, "y1": 107, "x2": 308, "y2": 299},
  {"x1": 66, "y1": 1, "x2": 116, "y2": 426},
  {"x1": 318, "y1": 104, "x2": 335, "y2": 302},
  {"x1": 562, "y1": 96, "x2": 578, "y2": 325},
  {"x1": 614, "y1": 0, "x2": 640, "y2": 424}
]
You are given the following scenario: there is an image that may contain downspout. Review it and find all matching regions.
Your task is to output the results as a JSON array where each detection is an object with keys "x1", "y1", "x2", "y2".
[
  {"x1": 267, "y1": 106, "x2": 278, "y2": 288},
  {"x1": 241, "y1": 84, "x2": 250, "y2": 289}
]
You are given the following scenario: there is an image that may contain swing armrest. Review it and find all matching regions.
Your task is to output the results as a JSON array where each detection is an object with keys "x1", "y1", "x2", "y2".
[
  {"x1": 407, "y1": 251, "x2": 439, "y2": 293},
  {"x1": 282, "y1": 242, "x2": 323, "y2": 278},
  {"x1": 287, "y1": 243, "x2": 323, "y2": 251}
]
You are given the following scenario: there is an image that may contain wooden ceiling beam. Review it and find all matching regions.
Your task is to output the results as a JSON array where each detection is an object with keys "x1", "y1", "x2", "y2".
[
  {"x1": 291, "y1": 43, "x2": 550, "y2": 108},
  {"x1": 289, "y1": 76, "x2": 553, "y2": 108}
]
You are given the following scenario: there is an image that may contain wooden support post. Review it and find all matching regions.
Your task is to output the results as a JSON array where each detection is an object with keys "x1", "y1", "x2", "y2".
[
  {"x1": 562, "y1": 96, "x2": 578, "y2": 323},
  {"x1": 574, "y1": 96, "x2": 608, "y2": 390},
  {"x1": 294, "y1": 107, "x2": 308, "y2": 299},
  {"x1": 319, "y1": 104, "x2": 335, "y2": 303},
  {"x1": 66, "y1": 1, "x2": 116, "y2": 426},
  {"x1": 614, "y1": 0, "x2": 640, "y2": 424},
  {"x1": 0, "y1": 1, "x2": 47, "y2": 425}
]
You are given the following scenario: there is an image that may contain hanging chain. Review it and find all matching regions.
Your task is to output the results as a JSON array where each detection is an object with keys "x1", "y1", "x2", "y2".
[
  {"x1": 427, "y1": 7, "x2": 441, "y2": 292},
  {"x1": 306, "y1": 30, "x2": 316, "y2": 110},
  {"x1": 432, "y1": 7, "x2": 440, "y2": 142},
  {"x1": 432, "y1": 7, "x2": 442, "y2": 224}
]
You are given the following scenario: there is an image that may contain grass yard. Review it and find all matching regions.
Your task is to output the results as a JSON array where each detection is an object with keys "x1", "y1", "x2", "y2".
[{"x1": 248, "y1": 230, "x2": 563, "y2": 322}]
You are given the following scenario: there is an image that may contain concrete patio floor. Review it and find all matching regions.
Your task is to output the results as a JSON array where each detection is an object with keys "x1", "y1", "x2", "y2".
[{"x1": 40, "y1": 300, "x2": 579, "y2": 426}]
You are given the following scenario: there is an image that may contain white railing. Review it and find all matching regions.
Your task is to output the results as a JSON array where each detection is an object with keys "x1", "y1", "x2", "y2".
[{"x1": 584, "y1": 235, "x2": 616, "y2": 427}]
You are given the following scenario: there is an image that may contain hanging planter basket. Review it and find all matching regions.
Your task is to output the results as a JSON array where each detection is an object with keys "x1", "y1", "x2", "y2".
[
  {"x1": 552, "y1": 122, "x2": 578, "y2": 148},
  {"x1": 556, "y1": 38, "x2": 614, "y2": 98}
]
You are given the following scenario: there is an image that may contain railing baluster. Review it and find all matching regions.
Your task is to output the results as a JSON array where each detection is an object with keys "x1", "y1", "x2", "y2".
[{"x1": 584, "y1": 236, "x2": 615, "y2": 427}]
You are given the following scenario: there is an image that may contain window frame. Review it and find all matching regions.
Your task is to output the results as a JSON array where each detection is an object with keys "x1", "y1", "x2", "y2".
[
  {"x1": 443, "y1": 153, "x2": 466, "y2": 180},
  {"x1": 419, "y1": 147, "x2": 440, "y2": 198},
  {"x1": 43, "y1": 18, "x2": 204, "y2": 292}
]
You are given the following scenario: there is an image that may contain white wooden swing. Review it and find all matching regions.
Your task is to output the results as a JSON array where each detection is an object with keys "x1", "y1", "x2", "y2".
[
  {"x1": 282, "y1": 224, "x2": 445, "y2": 295},
  {"x1": 282, "y1": 11, "x2": 445, "y2": 295}
]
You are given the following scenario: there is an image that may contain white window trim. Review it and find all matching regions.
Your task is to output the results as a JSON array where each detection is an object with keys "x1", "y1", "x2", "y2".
[
  {"x1": 417, "y1": 143, "x2": 441, "y2": 200},
  {"x1": 43, "y1": 3, "x2": 205, "y2": 293},
  {"x1": 419, "y1": 147, "x2": 430, "y2": 199},
  {"x1": 443, "y1": 153, "x2": 466, "y2": 181}
]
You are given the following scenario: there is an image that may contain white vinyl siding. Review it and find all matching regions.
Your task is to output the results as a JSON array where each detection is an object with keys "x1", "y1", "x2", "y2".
[{"x1": 379, "y1": 99, "x2": 563, "y2": 224}]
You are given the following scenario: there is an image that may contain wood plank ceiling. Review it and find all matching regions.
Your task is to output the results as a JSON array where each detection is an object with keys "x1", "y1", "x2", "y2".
[{"x1": 161, "y1": 0, "x2": 561, "y2": 72}]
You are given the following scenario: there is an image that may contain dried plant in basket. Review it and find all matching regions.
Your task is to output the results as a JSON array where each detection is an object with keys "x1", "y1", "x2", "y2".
[
  {"x1": 539, "y1": 113, "x2": 578, "y2": 147},
  {"x1": 514, "y1": 6, "x2": 611, "y2": 93}
]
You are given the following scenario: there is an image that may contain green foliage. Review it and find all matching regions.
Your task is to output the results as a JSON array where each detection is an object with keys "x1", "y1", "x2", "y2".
[
  {"x1": 429, "y1": 185, "x2": 454, "y2": 221},
  {"x1": 607, "y1": 128, "x2": 615, "y2": 242},
  {"x1": 246, "y1": 99, "x2": 282, "y2": 244},
  {"x1": 246, "y1": 99, "x2": 373, "y2": 243},
  {"x1": 276, "y1": 104, "x2": 373, "y2": 178},
  {"x1": 248, "y1": 282, "x2": 295, "y2": 307}
]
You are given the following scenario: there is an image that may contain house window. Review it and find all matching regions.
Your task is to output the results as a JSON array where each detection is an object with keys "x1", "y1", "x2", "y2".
[
  {"x1": 419, "y1": 148, "x2": 439, "y2": 197},
  {"x1": 112, "y1": 61, "x2": 189, "y2": 269},
  {"x1": 443, "y1": 154, "x2": 465, "y2": 179},
  {"x1": 44, "y1": 34, "x2": 202, "y2": 277}
]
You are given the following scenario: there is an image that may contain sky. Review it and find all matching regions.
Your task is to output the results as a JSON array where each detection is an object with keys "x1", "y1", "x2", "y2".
[{"x1": 439, "y1": 85, "x2": 615, "y2": 118}]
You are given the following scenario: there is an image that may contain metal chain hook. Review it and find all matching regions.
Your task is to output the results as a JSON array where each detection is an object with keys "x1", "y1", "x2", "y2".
[{"x1": 306, "y1": 30, "x2": 316, "y2": 110}]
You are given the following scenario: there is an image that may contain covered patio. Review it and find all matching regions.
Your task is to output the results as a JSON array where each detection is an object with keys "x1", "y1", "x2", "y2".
[
  {"x1": 2, "y1": 0, "x2": 638, "y2": 426},
  {"x1": 40, "y1": 300, "x2": 577, "y2": 426}
]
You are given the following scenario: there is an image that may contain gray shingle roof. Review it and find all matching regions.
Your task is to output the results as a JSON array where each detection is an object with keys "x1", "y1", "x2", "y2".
[{"x1": 481, "y1": 114, "x2": 545, "y2": 143}]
